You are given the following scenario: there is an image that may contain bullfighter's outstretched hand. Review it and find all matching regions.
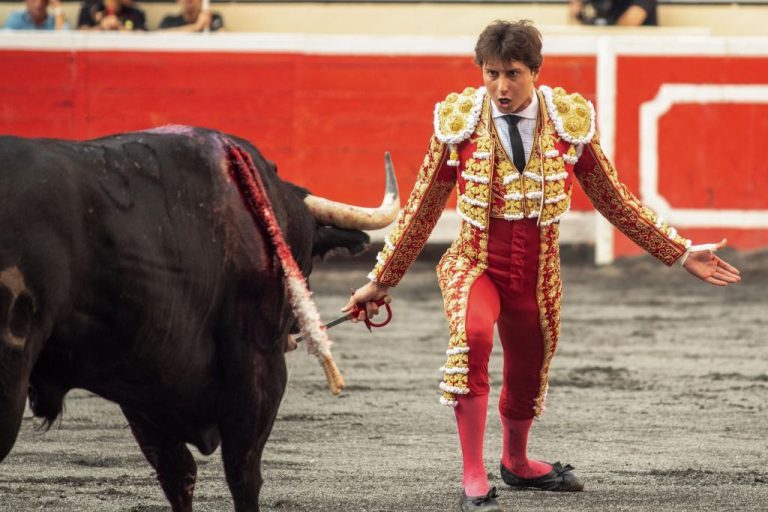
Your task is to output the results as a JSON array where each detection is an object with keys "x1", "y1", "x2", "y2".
[{"x1": 682, "y1": 238, "x2": 741, "y2": 286}]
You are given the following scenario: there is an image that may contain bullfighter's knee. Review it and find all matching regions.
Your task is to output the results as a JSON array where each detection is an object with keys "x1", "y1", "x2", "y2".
[{"x1": 498, "y1": 373, "x2": 542, "y2": 420}]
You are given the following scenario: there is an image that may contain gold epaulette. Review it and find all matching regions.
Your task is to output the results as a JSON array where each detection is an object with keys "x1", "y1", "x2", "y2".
[
  {"x1": 433, "y1": 86, "x2": 486, "y2": 145},
  {"x1": 540, "y1": 85, "x2": 596, "y2": 145}
]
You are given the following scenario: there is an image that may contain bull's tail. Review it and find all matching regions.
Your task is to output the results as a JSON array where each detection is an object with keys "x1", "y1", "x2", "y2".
[{"x1": 224, "y1": 141, "x2": 345, "y2": 395}]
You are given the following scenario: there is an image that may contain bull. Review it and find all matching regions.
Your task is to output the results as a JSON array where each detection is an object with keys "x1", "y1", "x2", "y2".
[{"x1": 0, "y1": 126, "x2": 399, "y2": 511}]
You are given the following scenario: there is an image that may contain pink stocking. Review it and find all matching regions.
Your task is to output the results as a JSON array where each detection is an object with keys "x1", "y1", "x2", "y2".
[
  {"x1": 454, "y1": 394, "x2": 490, "y2": 496},
  {"x1": 500, "y1": 416, "x2": 551, "y2": 478}
]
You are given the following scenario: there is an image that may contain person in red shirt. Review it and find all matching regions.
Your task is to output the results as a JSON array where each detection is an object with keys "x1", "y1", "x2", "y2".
[{"x1": 345, "y1": 19, "x2": 739, "y2": 512}]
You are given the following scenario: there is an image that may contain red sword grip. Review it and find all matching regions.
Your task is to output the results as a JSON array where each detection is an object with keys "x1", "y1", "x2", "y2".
[{"x1": 350, "y1": 296, "x2": 393, "y2": 331}]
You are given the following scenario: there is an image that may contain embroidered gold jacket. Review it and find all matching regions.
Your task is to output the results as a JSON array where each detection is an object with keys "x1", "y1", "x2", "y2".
[{"x1": 367, "y1": 85, "x2": 691, "y2": 412}]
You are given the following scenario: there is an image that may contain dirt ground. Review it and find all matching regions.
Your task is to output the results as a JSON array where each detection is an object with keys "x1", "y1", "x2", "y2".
[{"x1": 1, "y1": 247, "x2": 766, "y2": 512}]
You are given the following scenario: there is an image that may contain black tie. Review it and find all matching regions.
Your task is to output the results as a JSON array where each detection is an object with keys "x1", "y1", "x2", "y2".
[{"x1": 503, "y1": 115, "x2": 526, "y2": 173}]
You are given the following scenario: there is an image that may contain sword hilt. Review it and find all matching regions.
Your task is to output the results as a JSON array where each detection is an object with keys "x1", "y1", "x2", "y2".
[
  {"x1": 291, "y1": 295, "x2": 393, "y2": 344},
  {"x1": 351, "y1": 295, "x2": 392, "y2": 330}
]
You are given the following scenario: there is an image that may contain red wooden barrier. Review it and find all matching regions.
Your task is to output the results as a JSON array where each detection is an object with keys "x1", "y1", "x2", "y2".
[
  {"x1": 2, "y1": 33, "x2": 766, "y2": 258},
  {"x1": 0, "y1": 46, "x2": 594, "y2": 212}
]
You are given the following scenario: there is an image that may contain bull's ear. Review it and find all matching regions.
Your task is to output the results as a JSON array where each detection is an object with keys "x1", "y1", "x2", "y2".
[
  {"x1": 286, "y1": 181, "x2": 310, "y2": 198},
  {"x1": 313, "y1": 227, "x2": 370, "y2": 259}
]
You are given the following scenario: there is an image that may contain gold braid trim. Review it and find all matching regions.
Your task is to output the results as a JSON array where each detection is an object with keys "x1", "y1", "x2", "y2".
[
  {"x1": 436, "y1": 222, "x2": 489, "y2": 406},
  {"x1": 540, "y1": 85, "x2": 595, "y2": 145},
  {"x1": 533, "y1": 223, "x2": 563, "y2": 417},
  {"x1": 575, "y1": 137, "x2": 690, "y2": 266},
  {"x1": 434, "y1": 87, "x2": 486, "y2": 145},
  {"x1": 369, "y1": 136, "x2": 456, "y2": 286}
]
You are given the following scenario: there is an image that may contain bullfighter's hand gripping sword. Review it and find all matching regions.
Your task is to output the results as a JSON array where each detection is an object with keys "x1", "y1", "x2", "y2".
[{"x1": 293, "y1": 296, "x2": 393, "y2": 343}]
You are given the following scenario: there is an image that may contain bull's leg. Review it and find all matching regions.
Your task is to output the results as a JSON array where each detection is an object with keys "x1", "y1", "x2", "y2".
[
  {"x1": 121, "y1": 406, "x2": 197, "y2": 512},
  {"x1": 219, "y1": 350, "x2": 287, "y2": 512}
]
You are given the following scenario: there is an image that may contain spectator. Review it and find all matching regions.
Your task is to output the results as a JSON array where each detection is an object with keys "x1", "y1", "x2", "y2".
[
  {"x1": 570, "y1": 0, "x2": 657, "y2": 26},
  {"x1": 3, "y1": 0, "x2": 70, "y2": 30},
  {"x1": 159, "y1": 0, "x2": 224, "y2": 32},
  {"x1": 77, "y1": 0, "x2": 146, "y2": 31}
]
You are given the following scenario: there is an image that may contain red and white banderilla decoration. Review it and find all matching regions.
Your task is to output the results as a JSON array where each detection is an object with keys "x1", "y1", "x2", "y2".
[{"x1": 225, "y1": 141, "x2": 358, "y2": 394}]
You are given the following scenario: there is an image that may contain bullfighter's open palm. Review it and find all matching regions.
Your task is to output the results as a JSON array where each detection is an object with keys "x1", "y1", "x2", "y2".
[{"x1": 682, "y1": 238, "x2": 741, "y2": 286}]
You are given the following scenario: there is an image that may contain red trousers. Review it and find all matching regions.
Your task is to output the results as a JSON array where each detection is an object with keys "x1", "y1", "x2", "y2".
[{"x1": 464, "y1": 217, "x2": 544, "y2": 420}]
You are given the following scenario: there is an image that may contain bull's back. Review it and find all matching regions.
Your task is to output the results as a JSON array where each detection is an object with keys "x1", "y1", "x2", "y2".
[{"x1": 2, "y1": 129, "x2": 272, "y2": 422}]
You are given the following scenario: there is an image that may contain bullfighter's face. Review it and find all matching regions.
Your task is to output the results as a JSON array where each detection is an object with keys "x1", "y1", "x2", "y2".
[{"x1": 482, "y1": 59, "x2": 539, "y2": 115}]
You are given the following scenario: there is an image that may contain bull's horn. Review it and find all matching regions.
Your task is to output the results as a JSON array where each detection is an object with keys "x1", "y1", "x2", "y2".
[{"x1": 304, "y1": 151, "x2": 400, "y2": 230}]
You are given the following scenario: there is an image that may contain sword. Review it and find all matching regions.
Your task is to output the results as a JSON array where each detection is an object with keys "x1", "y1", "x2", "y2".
[{"x1": 293, "y1": 296, "x2": 392, "y2": 343}]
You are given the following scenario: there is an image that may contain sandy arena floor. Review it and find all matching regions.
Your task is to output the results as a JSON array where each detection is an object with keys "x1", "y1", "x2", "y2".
[{"x1": 0, "y1": 248, "x2": 766, "y2": 512}]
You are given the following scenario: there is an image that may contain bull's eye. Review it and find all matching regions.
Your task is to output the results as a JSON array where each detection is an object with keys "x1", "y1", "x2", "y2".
[
  {"x1": 9, "y1": 291, "x2": 34, "y2": 339},
  {"x1": 0, "y1": 285, "x2": 10, "y2": 328}
]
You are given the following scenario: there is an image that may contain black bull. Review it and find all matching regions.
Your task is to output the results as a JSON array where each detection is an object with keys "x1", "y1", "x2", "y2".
[{"x1": 0, "y1": 126, "x2": 393, "y2": 511}]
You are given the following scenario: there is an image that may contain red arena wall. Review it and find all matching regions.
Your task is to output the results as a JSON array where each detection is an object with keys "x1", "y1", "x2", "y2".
[
  {"x1": 1, "y1": 33, "x2": 766, "y2": 260},
  {"x1": 0, "y1": 48, "x2": 595, "y2": 212},
  {"x1": 611, "y1": 48, "x2": 768, "y2": 258}
]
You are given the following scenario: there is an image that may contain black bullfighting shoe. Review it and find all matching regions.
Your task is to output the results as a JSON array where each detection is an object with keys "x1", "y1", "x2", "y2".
[
  {"x1": 500, "y1": 461, "x2": 584, "y2": 492},
  {"x1": 460, "y1": 486, "x2": 502, "y2": 512}
]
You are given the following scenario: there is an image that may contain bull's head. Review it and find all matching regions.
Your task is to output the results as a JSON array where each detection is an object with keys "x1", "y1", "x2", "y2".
[
  {"x1": 268, "y1": 153, "x2": 399, "y2": 350},
  {"x1": 301, "y1": 152, "x2": 400, "y2": 259}
]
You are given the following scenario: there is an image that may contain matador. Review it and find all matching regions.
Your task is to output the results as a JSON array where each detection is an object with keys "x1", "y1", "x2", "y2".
[{"x1": 344, "y1": 20, "x2": 741, "y2": 512}]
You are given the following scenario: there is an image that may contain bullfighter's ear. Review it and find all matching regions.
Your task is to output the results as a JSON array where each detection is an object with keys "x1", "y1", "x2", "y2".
[{"x1": 313, "y1": 227, "x2": 370, "y2": 259}]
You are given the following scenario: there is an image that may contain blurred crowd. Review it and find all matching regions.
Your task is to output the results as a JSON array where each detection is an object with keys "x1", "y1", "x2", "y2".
[
  {"x1": 5, "y1": 0, "x2": 661, "y2": 32},
  {"x1": 570, "y1": 0, "x2": 657, "y2": 26},
  {"x1": 2, "y1": 0, "x2": 224, "y2": 31},
  {"x1": 3, "y1": 0, "x2": 657, "y2": 32}
]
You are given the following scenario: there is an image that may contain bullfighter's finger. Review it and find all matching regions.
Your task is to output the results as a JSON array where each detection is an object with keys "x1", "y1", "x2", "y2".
[
  {"x1": 717, "y1": 258, "x2": 740, "y2": 275},
  {"x1": 705, "y1": 275, "x2": 729, "y2": 286},
  {"x1": 714, "y1": 270, "x2": 740, "y2": 283}
]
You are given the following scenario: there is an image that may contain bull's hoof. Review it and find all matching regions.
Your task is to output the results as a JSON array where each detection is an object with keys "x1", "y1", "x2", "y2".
[{"x1": 28, "y1": 381, "x2": 65, "y2": 426}]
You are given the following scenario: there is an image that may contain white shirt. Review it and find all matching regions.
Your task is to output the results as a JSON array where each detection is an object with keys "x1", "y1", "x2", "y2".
[
  {"x1": 490, "y1": 89, "x2": 584, "y2": 163},
  {"x1": 490, "y1": 89, "x2": 538, "y2": 165}
]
